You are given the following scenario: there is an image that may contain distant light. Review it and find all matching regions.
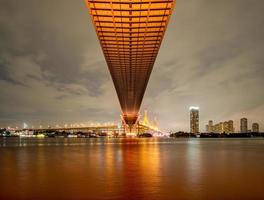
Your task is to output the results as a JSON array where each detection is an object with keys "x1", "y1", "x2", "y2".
[
  {"x1": 23, "y1": 123, "x2": 28, "y2": 129},
  {"x1": 126, "y1": 132, "x2": 137, "y2": 137},
  {"x1": 189, "y1": 106, "x2": 199, "y2": 110}
]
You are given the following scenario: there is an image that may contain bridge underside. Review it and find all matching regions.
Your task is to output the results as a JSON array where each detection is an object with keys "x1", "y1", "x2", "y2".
[{"x1": 85, "y1": 0, "x2": 175, "y2": 126}]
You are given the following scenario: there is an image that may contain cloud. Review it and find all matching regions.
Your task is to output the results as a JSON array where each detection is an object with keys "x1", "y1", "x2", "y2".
[
  {"x1": 0, "y1": 0, "x2": 120, "y2": 127},
  {"x1": 143, "y1": 0, "x2": 264, "y2": 131}
]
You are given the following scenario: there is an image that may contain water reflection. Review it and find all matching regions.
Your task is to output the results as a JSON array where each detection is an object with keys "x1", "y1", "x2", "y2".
[
  {"x1": 186, "y1": 140, "x2": 202, "y2": 187},
  {"x1": 120, "y1": 138, "x2": 161, "y2": 198},
  {"x1": 0, "y1": 138, "x2": 264, "y2": 199}
]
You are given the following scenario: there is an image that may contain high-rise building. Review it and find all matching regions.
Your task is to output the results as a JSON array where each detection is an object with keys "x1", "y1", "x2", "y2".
[
  {"x1": 208, "y1": 120, "x2": 213, "y2": 132},
  {"x1": 206, "y1": 120, "x2": 234, "y2": 133},
  {"x1": 240, "y1": 118, "x2": 248, "y2": 133},
  {"x1": 190, "y1": 107, "x2": 199, "y2": 134},
  {"x1": 214, "y1": 123, "x2": 221, "y2": 133},
  {"x1": 205, "y1": 125, "x2": 209, "y2": 132},
  {"x1": 223, "y1": 121, "x2": 229, "y2": 133},
  {"x1": 219, "y1": 122, "x2": 224, "y2": 133},
  {"x1": 252, "y1": 123, "x2": 259, "y2": 133},
  {"x1": 228, "y1": 120, "x2": 234, "y2": 133}
]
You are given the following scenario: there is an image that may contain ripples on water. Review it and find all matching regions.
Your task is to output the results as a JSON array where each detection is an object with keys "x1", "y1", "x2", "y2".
[{"x1": 1, "y1": 137, "x2": 264, "y2": 200}]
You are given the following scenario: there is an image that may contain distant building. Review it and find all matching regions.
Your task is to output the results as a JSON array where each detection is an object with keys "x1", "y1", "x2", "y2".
[
  {"x1": 190, "y1": 107, "x2": 199, "y2": 134},
  {"x1": 208, "y1": 120, "x2": 213, "y2": 132},
  {"x1": 206, "y1": 120, "x2": 234, "y2": 133},
  {"x1": 223, "y1": 121, "x2": 229, "y2": 133},
  {"x1": 228, "y1": 120, "x2": 234, "y2": 133},
  {"x1": 205, "y1": 125, "x2": 209, "y2": 132},
  {"x1": 240, "y1": 118, "x2": 248, "y2": 133},
  {"x1": 252, "y1": 123, "x2": 259, "y2": 133},
  {"x1": 214, "y1": 123, "x2": 221, "y2": 133}
]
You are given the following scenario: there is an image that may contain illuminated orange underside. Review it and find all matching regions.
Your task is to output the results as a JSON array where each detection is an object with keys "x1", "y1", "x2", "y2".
[{"x1": 85, "y1": 0, "x2": 176, "y2": 126}]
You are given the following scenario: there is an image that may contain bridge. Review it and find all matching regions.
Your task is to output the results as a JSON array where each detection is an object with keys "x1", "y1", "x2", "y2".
[
  {"x1": 85, "y1": 0, "x2": 176, "y2": 130},
  {"x1": 12, "y1": 123, "x2": 161, "y2": 137},
  {"x1": 11, "y1": 111, "x2": 164, "y2": 136}
]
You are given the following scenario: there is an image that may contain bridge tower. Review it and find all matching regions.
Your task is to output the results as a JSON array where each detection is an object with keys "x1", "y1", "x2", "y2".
[{"x1": 142, "y1": 110, "x2": 150, "y2": 127}]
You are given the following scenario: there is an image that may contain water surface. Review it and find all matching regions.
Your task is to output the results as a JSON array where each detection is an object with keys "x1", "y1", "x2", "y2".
[{"x1": 0, "y1": 138, "x2": 264, "y2": 200}]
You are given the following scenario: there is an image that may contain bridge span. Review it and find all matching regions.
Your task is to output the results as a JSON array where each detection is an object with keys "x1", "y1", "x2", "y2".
[
  {"x1": 14, "y1": 123, "x2": 162, "y2": 137},
  {"x1": 85, "y1": 0, "x2": 176, "y2": 128}
]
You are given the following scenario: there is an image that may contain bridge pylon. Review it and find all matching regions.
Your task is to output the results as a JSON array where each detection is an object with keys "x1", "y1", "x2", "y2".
[{"x1": 121, "y1": 114, "x2": 141, "y2": 136}]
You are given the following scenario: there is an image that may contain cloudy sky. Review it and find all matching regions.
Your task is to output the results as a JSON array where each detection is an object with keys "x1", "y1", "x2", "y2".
[{"x1": 0, "y1": 0, "x2": 263, "y2": 131}]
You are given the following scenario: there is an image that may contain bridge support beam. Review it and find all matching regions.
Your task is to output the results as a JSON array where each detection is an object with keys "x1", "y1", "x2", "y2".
[{"x1": 121, "y1": 114, "x2": 140, "y2": 136}]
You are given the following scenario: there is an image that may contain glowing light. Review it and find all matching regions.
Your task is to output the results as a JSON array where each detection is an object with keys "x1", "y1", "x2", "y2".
[
  {"x1": 126, "y1": 132, "x2": 137, "y2": 137},
  {"x1": 23, "y1": 123, "x2": 28, "y2": 129},
  {"x1": 189, "y1": 106, "x2": 199, "y2": 110}
]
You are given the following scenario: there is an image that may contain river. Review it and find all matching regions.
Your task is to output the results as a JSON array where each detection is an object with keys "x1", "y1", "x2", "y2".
[{"x1": 0, "y1": 137, "x2": 264, "y2": 199}]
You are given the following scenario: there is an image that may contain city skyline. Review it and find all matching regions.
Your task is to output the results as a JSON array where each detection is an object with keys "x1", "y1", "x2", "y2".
[
  {"x1": 0, "y1": 0, "x2": 264, "y2": 131},
  {"x1": 2, "y1": 107, "x2": 261, "y2": 134}
]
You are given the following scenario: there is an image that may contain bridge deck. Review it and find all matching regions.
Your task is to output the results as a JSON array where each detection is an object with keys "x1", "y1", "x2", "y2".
[{"x1": 85, "y1": 0, "x2": 176, "y2": 126}]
